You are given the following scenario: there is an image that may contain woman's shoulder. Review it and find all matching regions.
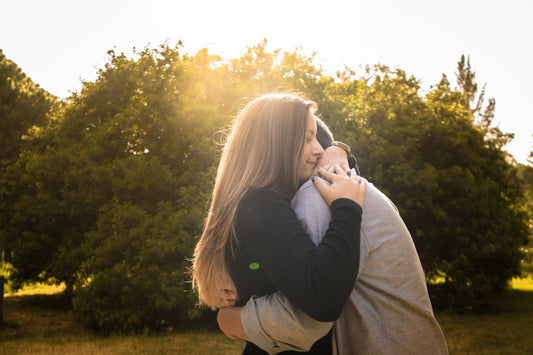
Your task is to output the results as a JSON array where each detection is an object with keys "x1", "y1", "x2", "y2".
[
  {"x1": 238, "y1": 188, "x2": 292, "y2": 221},
  {"x1": 241, "y1": 187, "x2": 287, "y2": 206}
]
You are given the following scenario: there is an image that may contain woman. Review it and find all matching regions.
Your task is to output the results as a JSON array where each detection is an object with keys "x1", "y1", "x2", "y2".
[{"x1": 191, "y1": 92, "x2": 367, "y2": 354}]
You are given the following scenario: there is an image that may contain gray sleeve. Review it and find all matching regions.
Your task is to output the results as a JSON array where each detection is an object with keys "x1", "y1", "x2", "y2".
[
  {"x1": 241, "y1": 292, "x2": 333, "y2": 354},
  {"x1": 291, "y1": 180, "x2": 331, "y2": 245},
  {"x1": 241, "y1": 181, "x2": 334, "y2": 354}
]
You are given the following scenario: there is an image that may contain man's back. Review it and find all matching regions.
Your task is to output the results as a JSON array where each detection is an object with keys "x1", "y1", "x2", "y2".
[{"x1": 292, "y1": 181, "x2": 448, "y2": 354}]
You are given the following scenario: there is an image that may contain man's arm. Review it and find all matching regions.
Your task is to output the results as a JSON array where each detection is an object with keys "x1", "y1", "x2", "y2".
[
  {"x1": 217, "y1": 307, "x2": 249, "y2": 341},
  {"x1": 217, "y1": 292, "x2": 333, "y2": 354},
  {"x1": 241, "y1": 292, "x2": 333, "y2": 354}
]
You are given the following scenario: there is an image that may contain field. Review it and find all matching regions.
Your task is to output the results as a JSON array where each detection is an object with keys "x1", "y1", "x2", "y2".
[{"x1": 1, "y1": 277, "x2": 532, "y2": 354}]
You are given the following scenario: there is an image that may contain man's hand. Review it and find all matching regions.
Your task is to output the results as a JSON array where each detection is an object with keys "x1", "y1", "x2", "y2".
[
  {"x1": 319, "y1": 145, "x2": 350, "y2": 173},
  {"x1": 218, "y1": 307, "x2": 250, "y2": 341}
]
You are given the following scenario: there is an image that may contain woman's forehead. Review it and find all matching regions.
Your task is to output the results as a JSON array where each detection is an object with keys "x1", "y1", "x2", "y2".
[{"x1": 307, "y1": 112, "x2": 318, "y2": 130}]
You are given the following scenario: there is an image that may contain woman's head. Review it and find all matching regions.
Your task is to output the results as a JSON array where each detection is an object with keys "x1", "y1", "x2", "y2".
[
  {"x1": 220, "y1": 92, "x2": 323, "y2": 198},
  {"x1": 192, "y1": 92, "x2": 323, "y2": 308}
]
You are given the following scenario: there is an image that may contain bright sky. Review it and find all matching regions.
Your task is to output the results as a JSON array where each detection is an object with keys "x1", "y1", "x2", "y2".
[{"x1": 1, "y1": 0, "x2": 532, "y2": 164}]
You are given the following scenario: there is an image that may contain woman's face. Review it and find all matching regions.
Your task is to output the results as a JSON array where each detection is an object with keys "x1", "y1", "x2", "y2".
[{"x1": 298, "y1": 112, "x2": 324, "y2": 183}]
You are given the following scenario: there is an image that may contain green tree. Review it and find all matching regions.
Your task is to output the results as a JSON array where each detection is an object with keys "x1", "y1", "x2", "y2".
[
  {"x1": 1, "y1": 43, "x2": 530, "y2": 331},
  {"x1": 327, "y1": 61, "x2": 529, "y2": 309},
  {"x1": 0, "y1": 49, "x2": 56, "y2": 169},
  {"x1": 517, "y1": 142, "x2": 533, "y2": 274},
  {"x1": 1, "y1": 44, "x2": 221, "y2": 318}
]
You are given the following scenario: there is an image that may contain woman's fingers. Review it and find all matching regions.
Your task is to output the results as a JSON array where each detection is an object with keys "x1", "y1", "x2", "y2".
[
  {"x1": 312, "y1": 175, "x2": 333, "y2": 205},
  {"x1": 333, "y1": 164, "x2": 348, "y2": 176},
  {"x1": 324, "y1": 163, "x2": 349, "y2": 174},
  {"x1": 316, "y1": 167, "x2": 334, "y2": 182},
  {"x1": 317, "y1": 165, "x2": 347, "y2": 181},
  {"x1": 359, "y1": 176, "x2": 368, "y2": 189},
  {"x1": 314, "y1": 168, "x2": 368, "y2": 207}
]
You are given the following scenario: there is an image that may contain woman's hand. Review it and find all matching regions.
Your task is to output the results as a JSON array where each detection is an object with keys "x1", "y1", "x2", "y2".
[
  {"x1": 313, "y1": 164, "x2": 367, "y2": 207},
  {"x1": 319, "y1": 145, "x2": 350, "y2": 173}
]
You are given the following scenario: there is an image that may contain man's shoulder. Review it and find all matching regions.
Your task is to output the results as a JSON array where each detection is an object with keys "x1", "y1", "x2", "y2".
[
  {"x1": 292, "y1": 180, "x2": 325, "y2": 206},
  {"x1": 364, "y1": 183, "x2": 399, "y2": 213}
]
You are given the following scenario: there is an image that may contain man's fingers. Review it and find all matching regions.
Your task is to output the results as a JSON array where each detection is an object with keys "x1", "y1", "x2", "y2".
[
  {"x1": 318, "y1": 166, "x2": 345, "y2": 181},
  {"x1": 317, "y1": 168, "x2": 335, "y2": 182},
  {"x1": 333, "y1": 164, "x2": 348, "y2": 176}
]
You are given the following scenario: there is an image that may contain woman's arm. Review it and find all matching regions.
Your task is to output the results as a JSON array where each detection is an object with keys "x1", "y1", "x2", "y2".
[
  {"x1": 236, "y1": 181, "x2": 364, "y2": 322},
  {"x1": 221, "y1": 182, "x2": 340, "y2": 352},
  {"x1": 221, "y1": 151, "x2": 360, "y2": 350}
]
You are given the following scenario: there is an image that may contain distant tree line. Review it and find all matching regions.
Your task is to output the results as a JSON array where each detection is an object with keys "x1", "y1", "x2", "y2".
[{"x1": 0, "y1": 42, "x2": 531, "y2": 333}]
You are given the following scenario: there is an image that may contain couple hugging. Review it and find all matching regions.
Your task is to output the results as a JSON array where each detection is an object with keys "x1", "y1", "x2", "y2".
[{"x1": 192, "y1": 92, "x2": 448, "y2": 355}]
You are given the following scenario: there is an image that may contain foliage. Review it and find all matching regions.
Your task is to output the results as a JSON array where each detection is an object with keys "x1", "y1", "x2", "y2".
[
  {"x1": 517, "y1": 159, "x2": 533, "y2": 275},
  {"x1": 0, "y1": 42, "x2": 531, "y2": 331},
  {"x1": 0, "y1": 49, "x2": 57, "y2": 287},
  {"x1": 328, "y1": 62, "x2": 529, "y2": 310},
  {"x1": 0, "y1": 49, "x2": 57, "y2": 170}
]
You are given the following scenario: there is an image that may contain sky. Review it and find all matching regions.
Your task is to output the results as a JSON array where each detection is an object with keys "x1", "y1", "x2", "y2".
[{"x1": 1, "y1": 0, "x2": 532, "y2": 164}]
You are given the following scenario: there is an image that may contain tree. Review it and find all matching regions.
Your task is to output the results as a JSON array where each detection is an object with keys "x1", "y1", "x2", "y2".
[
  {"x1": 326, "y1": 60, "x2": 529, "y2": 310},
  {"x1": 1, "y1": 44, "x2": 530, "y2": 331},
  {"x1": 516, "y1": 141, "x2": 533, "y2": 275},
  {"x1": 0, "y1": 44, "x2": 223, "y2": 325},
  {"x1": 0, "y1": 49, "x2": 56, "y2": 169}
]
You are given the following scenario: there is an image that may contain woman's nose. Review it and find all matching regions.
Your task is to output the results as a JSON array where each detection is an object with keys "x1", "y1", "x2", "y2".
[{"x1": 313, "y1": 140, "x2": 325, "y2": 156}]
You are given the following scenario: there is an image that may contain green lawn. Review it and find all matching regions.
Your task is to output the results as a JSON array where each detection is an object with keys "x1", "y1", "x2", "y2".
[{"x1": 1, "y1": 277, "x2": 532, "y2": 354}]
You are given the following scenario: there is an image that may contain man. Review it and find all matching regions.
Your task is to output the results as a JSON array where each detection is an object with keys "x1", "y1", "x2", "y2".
[{"x1": 218, "y1": 121, "x2": 448, "y2": 354}]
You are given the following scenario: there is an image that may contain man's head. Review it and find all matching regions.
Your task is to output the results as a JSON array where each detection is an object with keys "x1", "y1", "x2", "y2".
[
  {"x1": 315, "y1": 117, "x2": 359, "y2": 174},
  {"x1": 315, "y1": 117, "x2": 334, "y2": 149}
]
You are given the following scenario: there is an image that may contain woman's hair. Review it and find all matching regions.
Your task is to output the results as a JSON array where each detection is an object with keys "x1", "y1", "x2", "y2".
[{"x1": 192, "y1": 92, "x2": 318, "y2": 308}]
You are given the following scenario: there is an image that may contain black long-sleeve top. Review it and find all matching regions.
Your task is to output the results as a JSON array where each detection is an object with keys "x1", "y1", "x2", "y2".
[{"x1": 226, "y1": 187, "x2": 362, "y2": 354}]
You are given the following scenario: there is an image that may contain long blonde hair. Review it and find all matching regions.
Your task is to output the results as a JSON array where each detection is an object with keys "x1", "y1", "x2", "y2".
[{"x1": 192, "y1": 92, "x2": 317, "y2": 308}]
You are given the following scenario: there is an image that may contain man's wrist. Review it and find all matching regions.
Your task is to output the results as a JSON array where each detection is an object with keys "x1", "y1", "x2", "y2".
[{"x1": 331, "y1": 141, "x2": 351, "y2": 156}]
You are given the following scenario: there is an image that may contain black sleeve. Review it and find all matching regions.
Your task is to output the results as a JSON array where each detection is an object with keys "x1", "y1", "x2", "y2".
[{"x1": 235, "y1": 188, "x2": 362, "y2": 322}]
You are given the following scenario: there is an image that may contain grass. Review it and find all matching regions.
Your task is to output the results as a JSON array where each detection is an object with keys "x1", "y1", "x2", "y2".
[
  {"x1": 436, "y1": 276, "x2": 533, "y2": 354},
  {"x1": 438, "y1": 290, "x2": 533, "y2": 354},
  {"x1": 1, "y1": 277, "x2": 533, "y2": 354},
  {"x1": 511, "y1": 274, "x2": 533, "y2": 291},
  {"x1": 0, "y1": 292, "x2": 245, "y2": 354}
]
